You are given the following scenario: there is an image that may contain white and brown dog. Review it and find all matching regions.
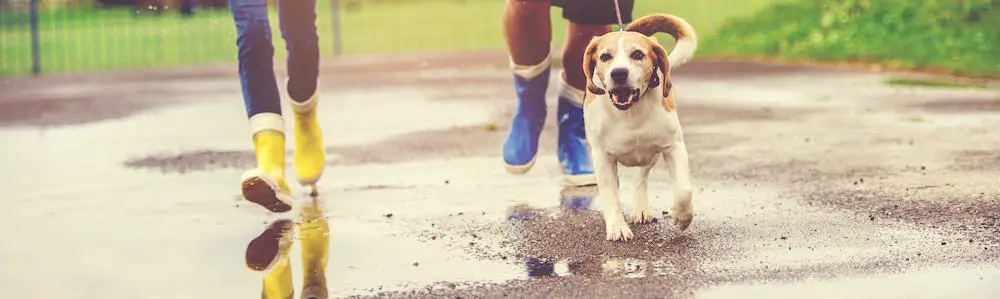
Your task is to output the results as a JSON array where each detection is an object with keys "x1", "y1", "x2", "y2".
[{"x1": 582, "y1": 14, "x2": 698, "y2": 241}]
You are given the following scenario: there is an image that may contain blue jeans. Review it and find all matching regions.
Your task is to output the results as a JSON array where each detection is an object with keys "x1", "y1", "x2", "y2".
[{"x1": 228, "y1": 0, "x2": 319, "y2": 118}]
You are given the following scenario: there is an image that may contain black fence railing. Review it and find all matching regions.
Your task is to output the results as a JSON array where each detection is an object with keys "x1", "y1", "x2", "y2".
[
  {"x1": 0, "y1": 0, "x2": 515, "y2": 76},
  {"x1": 1, "y1": 0, "x2": 740, "y2": 77}
]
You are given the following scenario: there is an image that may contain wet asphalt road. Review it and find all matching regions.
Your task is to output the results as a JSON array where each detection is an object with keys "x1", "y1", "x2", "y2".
[{"x1": 1, "y1": 52, "x2": 999, "y2": 298}]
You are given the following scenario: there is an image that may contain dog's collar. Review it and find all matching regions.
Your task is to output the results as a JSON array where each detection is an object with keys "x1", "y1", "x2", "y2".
[{"x1": 640, "y1": 65, "x2": 661, "y2": 97}]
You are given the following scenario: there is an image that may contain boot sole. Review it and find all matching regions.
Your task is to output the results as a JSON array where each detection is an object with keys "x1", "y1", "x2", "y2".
[
  {"x1": 563, "y1": 173, "x2": 597, "y2": 187},
  {"x1": 245, "y1": 219, "x2": 295, "y2": 272},
  {"x1": 503, "y1": 156, "x2": 537, "y2": 175},
  {"x1": 241, "y1": 170, "x2": 295, "y2": 213}
]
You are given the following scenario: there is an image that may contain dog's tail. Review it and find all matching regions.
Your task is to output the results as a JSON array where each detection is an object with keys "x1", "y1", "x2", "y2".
[{"x1": 625, "y1": 14, "x2": 698, "y2": 70}]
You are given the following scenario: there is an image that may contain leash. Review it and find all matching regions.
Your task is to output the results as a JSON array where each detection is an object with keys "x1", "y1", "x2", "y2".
[{"x1": 612, "y1": 0, "x2": 625, "y2": 31}]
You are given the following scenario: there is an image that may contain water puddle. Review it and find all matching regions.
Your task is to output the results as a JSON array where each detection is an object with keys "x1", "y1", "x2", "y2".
[{"x1": 698, "y1": 266, "x2": 1000, "y2": 299}]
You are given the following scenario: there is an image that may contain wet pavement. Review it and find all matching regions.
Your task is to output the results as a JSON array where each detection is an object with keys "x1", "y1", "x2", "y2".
[{"x1": 1, "y1": 52, "x2": 999, "y2": 298}]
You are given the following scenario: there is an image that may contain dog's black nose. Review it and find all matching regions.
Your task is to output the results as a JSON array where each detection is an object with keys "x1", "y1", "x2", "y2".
[{"x1": 610, "y1": 68, "x2": 628, "y2": 83}]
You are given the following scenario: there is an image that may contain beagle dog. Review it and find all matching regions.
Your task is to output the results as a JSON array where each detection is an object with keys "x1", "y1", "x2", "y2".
[{"x1": 582, "y1": 14, "x2": 698, "y2": 241}]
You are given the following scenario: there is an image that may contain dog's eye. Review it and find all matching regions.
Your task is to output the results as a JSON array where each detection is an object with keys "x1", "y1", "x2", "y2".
[
  {"x1": 630, "y1": 50, "x2": 645, "y2": 60},
  {"x1": 599, "y1": 53, "x2": 612, "y2": 62}
]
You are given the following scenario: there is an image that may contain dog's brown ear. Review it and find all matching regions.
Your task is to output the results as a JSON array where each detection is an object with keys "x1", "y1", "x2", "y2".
[
  {"x1": 583, "y1": 36, "x2": 605, "y2": 95},
  {"x1": 649, "y1": 39, "x2": 672, "y2": 98}
]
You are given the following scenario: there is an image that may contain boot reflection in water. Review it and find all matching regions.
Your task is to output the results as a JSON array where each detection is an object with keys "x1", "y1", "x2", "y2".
[
  {"x1": 246, "y1": 197, "x2": 329, "y2": 299},
  {"x1": 299, "y1": 198, "x2": 330, "y2": 299}
]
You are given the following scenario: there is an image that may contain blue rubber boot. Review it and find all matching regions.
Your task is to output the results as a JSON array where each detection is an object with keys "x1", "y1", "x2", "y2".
[
  {"x1": 557, "y1": 83, "x2": 596, "y2": 186},
  {"x1": 502, "y1": 67, "x2": 550, "y2": 174}
]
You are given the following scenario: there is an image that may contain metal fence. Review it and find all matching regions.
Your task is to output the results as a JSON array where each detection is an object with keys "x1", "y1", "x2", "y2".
[
  {"x1": 0, "y1": 0, "x2": 520, "y2": 77},
  {"x1": 1, "y1": 0, "x2": 689, "y2": 77}
]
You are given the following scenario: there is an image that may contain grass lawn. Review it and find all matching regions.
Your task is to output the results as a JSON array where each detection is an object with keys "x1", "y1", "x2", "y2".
[
  {"x1": 0, "y1": 0, "x2": 781, "y2": 77},
  {"x1": 701, "y1": 0, "x2": 1000, "y2": 78}
]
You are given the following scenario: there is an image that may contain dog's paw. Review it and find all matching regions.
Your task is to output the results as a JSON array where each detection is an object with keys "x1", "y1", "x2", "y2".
[
  {"x1": 605, "y1": 221, "x2": 634, "y2": 241},
  {"x1": 629, "y1": 209, "x2": 654, "y2": 224},
  {"x1": 672, "y1": 202, "x2": 694, "y2": 231},
  {"x1": 673, "y1": 213, "x2": 693, "y2": 231}
]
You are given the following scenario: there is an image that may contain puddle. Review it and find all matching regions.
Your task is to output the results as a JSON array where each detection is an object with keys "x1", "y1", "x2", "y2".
[
  {"x1": 698, "y1": 266, "x2": 1000, "y2": 299},
  {"x1": 323, "y1": 217, "x2": 524, "y2": 297},
  {"x1": 522, "y1": 256, "x2": 689, "y2": 280}
]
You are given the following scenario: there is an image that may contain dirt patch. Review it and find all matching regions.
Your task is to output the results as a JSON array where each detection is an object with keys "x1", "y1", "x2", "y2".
[
  {"x1": 678, "y1": 104, "x2": 791, "y2": 126},
  {"x1": 0, "y1": 87, "x2": 207, "y2": 127},
  {"x1": 804, "y1": 188, "x2": 1000, "y2": 248},
  {"x1": 913, "y1": 98, "x2": 1000, "y2": 114},
  {"x1": 672, "y1": 60, "x2": 849, "y2": 79},
  {"x1": 0, "y1": 95, "x2": 156, "y2": 127},
  {"x1": 123, "y1": 150, "x2": 255, "y2": 174},
  {"x1": 951, "y1": 150, "x2": 1000, "y2": 172}
]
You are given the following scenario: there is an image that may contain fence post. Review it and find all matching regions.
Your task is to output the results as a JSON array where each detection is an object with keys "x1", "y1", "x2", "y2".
[
  {"x1": 331, "y1": 0, "x2": 342, "y2": 56},
  {"x1": 29, "y1": 0, "x2": 40, "y2": 75}
]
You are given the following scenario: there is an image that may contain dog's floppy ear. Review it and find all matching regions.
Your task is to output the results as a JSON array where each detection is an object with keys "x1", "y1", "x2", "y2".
[
  {"x1": 648, "y1": 39, "x2": 672, "y2": 98},
  {"x1": 583, "y1": 36, "x2": 605, "y2": 95}
]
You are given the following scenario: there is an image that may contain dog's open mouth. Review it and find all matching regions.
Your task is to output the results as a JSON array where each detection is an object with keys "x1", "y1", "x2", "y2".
[{"x1": 609, "y1": 87, "x2": 640, "y2": 110}]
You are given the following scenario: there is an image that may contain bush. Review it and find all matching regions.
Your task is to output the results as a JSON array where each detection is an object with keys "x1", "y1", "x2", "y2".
[{"x1": 702, "y1": 0, "x2": 1000, "y2": 77}]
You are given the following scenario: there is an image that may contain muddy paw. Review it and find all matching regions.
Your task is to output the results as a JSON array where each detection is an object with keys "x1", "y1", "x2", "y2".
[
  {"x1": 674, "y1": 213, "x2": 693, "y2": 231},
  {"x1": 605, "y1": 222, "x2": 634, "y2": 241},
  {"x1": 629, "y1": 209, "x2": 654, "y2": 224},
  {"x1": 672, "y1": 199, "x2": 694, "y2": 231}
]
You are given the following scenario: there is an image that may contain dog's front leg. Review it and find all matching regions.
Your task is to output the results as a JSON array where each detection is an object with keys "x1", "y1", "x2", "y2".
[
  {"x1": 630, "y1": 162, "x2": 656, "y2": 224},
  {"x1": 593, "y1": 151, "x2": 633, "y2": 241},
  {"x1": 663, "y1": 141, "x2": 694, "y2": 231}
]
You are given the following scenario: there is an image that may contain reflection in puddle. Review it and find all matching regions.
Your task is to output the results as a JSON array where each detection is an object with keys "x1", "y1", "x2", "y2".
[
  {"x1": 245, "y1": 194, "x2": 330, "y2": 299},
  {"x1": 507, "y1": 185, "x2": 598, "y2": 223},
  {"x1": 523, "y1": 257, "x2": 683, "y2": 280},
  {"x1": 506, "y1": 203, "x2": 540, "y2": 222},
  {"x1": 560, "y1": 185, "x2": 598, "y2": 212},
  {"x1": 524, "y1": 257, "x2": 573, "y2": 278}
]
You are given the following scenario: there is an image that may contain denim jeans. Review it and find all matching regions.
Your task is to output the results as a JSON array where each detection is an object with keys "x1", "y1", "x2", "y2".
[{"x1": 228, "y1": 0, "x2": 319, "y2": 118}]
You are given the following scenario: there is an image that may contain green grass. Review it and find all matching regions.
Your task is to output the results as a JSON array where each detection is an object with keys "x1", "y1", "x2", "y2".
[
  {"x1": 885, "y1": 78, "x2": 988, "y2": 89},
  {"x1": 701, "y1": 0, "x2": 1000, "y2": 78},
  {"x1": 0, "y1": 0, "x2": 781, "y2": 76}
]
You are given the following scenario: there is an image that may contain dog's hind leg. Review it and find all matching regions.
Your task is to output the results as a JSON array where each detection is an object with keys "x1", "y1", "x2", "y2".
[
  {"x1": 630, "y1": 161, "x2": 656, "y2": 224},
  {"x1": 594, "y1": 151, "x2": 633, "y2": 241},
  {"x1": 664, "y1": 142, "x2": 694, "y2": 231}
]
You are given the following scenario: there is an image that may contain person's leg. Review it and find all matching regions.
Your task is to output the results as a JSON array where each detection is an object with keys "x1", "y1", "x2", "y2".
[
  {"x1": 276, "y1": 1, "x2": 328, "y2": 298},
  {"x1": 277, "y1": 0, "x2": 325, "y2": 189},
  {"x1": 228, "y1": 1, "x2": 295, "y2": 297},
  {"x1": 501, "y1": 0, "x2": 553, "y2": 174},
  {"x1": 553, "y1": 0, "x2": 634, "y2": 186},
  {"x1": 555, "y1": 22, "x2": 607, "y2": 186},
  {"x1": 228, "y1": 0, "x2": 293, "y2": 211}
]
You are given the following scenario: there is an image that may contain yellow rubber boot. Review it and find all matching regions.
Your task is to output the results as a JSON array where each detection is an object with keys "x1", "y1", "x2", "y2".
[
  {"x1": 289, "y1": 91, "x2": 326, "y2": 189},
  {"x1": 241, "y1": 113, "x2": 294, "y2": 213},
  {"x1": 260, "y1": 254, "x2": 295, "y2": 299},
  {"x1": 298, "y1": 200, "x2": 329, "y2": 299}
]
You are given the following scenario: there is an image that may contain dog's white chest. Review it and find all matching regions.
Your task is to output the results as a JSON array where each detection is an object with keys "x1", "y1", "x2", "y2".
[
  {"x1": 603, "y1": 129, "x2": 670, "y2": 167},
  {"x1": 588, "y1": 111, "x2": 676, "y2": 167}
]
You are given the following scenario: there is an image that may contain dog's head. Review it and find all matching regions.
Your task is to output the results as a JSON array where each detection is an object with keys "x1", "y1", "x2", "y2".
[{"x1": 584, "y1": 31, "x2": 671, "y2": 111}]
